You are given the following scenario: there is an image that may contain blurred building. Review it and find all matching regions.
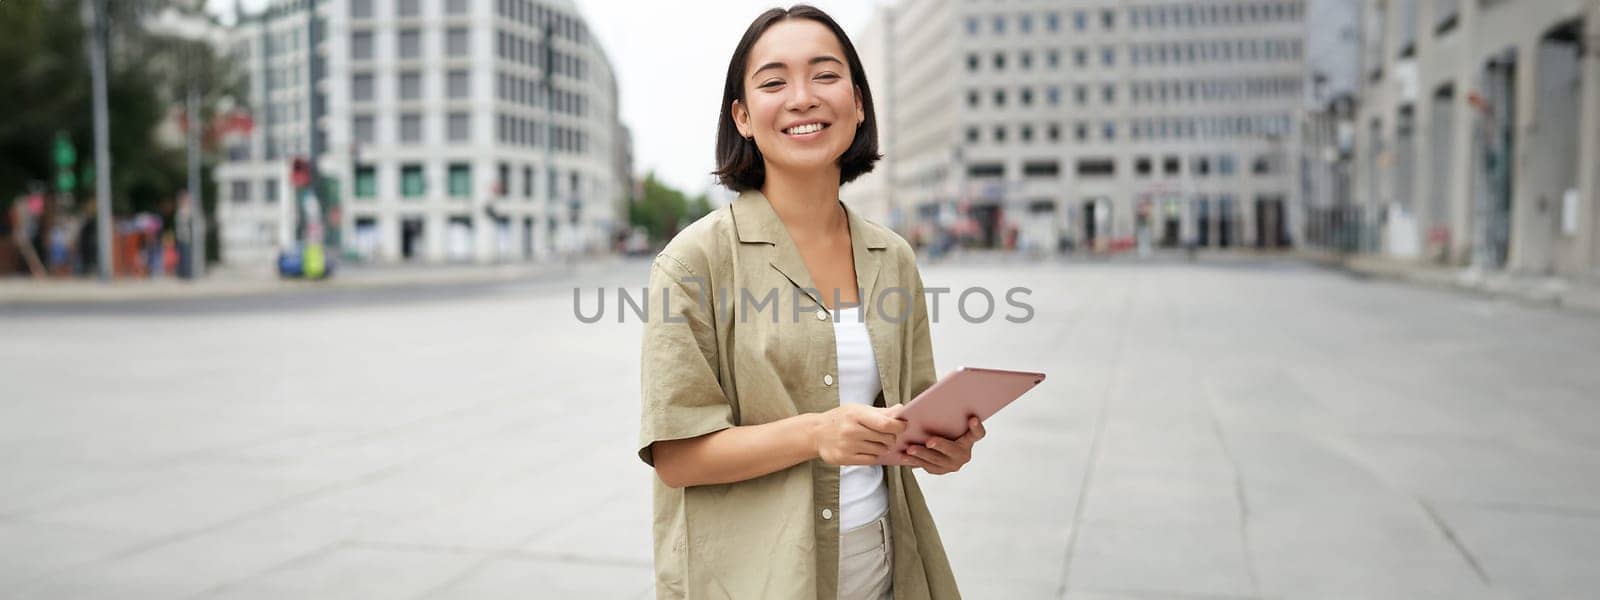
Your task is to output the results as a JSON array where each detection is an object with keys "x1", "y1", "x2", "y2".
[
  {"x1": 1351, "y1": 0, "x2": 1600, "y2": 277},
  {"x1": 849, "y1": 0, "x2": 1307, "y2": 253},
  {"x1": 215, "y1": 0, "x2": 630, "y2": 266},
  {"x1": 1296, "y1": 0, "x2": 1362, "y2": 252}
]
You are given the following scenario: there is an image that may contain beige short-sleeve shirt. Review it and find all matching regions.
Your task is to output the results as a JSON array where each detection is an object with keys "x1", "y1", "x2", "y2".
[{"x1": 638, "y1": 190, "x2": 961, "y2": 599}]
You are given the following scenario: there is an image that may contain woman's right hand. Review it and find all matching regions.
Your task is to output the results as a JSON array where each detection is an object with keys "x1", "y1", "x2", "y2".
[{"x1": 812, "y1": 405, "x2": 907, "y2": 466}]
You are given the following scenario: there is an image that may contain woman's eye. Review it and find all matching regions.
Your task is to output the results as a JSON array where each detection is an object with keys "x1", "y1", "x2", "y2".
[
  {"x1": 816, "y1": 73, "x2": 840, "y2": 81},
  {"x1": 759, "y1": 80, "x2": 784, "y2": 89}
]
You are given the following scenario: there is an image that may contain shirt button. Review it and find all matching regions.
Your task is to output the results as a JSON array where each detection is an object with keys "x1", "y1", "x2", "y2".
[
  {"x1": 816, "y1": 309, "x2": 828, "y2": 321},
  {"x1": 821, "y1": 508, "x2": 833, "y2": 520},
  {"x1": 823, "y1": 374, "x2": 834, "y2": 386}
]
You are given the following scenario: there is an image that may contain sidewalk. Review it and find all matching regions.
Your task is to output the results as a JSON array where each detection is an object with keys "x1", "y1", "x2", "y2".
[
  {"x1": 1298, "y1": 247, "x2": 1600, "y2": 315},
  {"x1": 0, "y1": 257, "x2": 618, "y2": 305}
]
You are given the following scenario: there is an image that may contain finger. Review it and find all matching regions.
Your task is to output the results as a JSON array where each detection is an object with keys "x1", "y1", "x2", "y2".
[
  {"x1": 900, "y1": 451, "x2": 949, "y2": 474},
  {"x1": 885, "y1": 404, "x2": 907, "y2": 419},
  {"x1": 862, "y1": 412, "x2": 908, "y2": 435},
  {"x1": 921, "y1": 438, "x2": 969, "y2": 463},
  {"x1": 905, "y1": 444, "x2": 958, "y2": 471},
  {"x1": 963, "y1": 417, "x2": 987, "y2": 443}
]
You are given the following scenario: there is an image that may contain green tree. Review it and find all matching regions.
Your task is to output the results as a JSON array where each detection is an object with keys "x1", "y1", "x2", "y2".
[
  {"x1": 1, "y1": 0, "x2": 241, "y2": 245},
  {"x1": 629, "y1": 172, "x2": 715, "y2": 244}
]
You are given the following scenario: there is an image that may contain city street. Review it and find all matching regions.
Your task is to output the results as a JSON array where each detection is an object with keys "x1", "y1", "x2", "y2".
[{"x1": 3, "y1": 256, "x2": 1599, "y2": 599}]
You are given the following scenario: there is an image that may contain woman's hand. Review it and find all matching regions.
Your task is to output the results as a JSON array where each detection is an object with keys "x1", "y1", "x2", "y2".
[
  {"x1": 902, "y1": 417, "x2": 986, "y2": 475},
  {"x1": 813, "y1": 405, "x2": 907, "y2": 466}
]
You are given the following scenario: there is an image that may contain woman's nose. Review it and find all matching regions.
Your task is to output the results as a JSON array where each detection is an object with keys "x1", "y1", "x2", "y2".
[{"x1": 785, "y1": 81, "x2": 820, "y2": 112}]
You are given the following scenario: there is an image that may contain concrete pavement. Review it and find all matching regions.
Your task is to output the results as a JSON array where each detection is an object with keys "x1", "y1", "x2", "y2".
[{"x1": 2, "y1": 257, "x2": 1597, "y2": 599}]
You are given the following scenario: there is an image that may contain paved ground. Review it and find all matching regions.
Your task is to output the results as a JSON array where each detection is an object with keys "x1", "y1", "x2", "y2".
[{"x1": 2, "y1": 256, "x2": 1598, "y2": 599}]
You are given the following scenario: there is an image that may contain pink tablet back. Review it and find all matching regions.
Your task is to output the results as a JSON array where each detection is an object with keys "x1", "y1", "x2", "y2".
[{"x1": 876, "y1": 367, "x2": 1045, "y2": 465}]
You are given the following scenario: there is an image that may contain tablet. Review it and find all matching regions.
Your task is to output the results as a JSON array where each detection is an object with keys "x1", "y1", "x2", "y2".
[{"x1": 874, "y1": 367, "x2": 1046, "y2": 465}]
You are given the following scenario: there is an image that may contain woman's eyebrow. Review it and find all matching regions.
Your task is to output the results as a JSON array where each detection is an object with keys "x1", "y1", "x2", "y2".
[{"x1": 749, "y1": 55, "x2": 845, "y2": 80}]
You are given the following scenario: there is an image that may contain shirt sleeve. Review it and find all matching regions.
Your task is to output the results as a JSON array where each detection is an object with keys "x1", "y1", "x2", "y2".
[
  {"x1": 637, "y1": 253, "x2": 734, "y2": 466},
  {"x1": 905, "y1": 262, "x2": 939, "y2": 401}
]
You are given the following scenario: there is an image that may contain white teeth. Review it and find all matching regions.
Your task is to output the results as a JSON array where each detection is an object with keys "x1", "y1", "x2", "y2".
[{"x1": 786, "y1": 123, "x2": 824, "y2": 135}]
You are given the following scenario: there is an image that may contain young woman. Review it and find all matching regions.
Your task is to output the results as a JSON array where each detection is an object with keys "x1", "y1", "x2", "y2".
[{"x1": 638, "y1": 6, "x2": 981, "y2": 599}]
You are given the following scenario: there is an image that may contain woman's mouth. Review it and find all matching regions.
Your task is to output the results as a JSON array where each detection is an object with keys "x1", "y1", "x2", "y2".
[{"x1": 782, "y1": 122, "x2": 830, "y2": 137}]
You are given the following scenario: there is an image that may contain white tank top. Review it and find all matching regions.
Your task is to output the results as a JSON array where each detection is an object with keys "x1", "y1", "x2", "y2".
[{"x1": 833, "y1": 305, "x2": 890, "y2": 531}]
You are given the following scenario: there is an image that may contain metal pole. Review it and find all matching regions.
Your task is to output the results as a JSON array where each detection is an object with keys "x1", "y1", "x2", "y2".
[
  {"x1": 90, "y1": 0, "x2": 113, "y2": 280},
  {"x1": 187, "y1": 82, "x2": 205, "y2": 278},
  {"x1": 543, "y1": 22, "x2": 555, "y2": 259}
]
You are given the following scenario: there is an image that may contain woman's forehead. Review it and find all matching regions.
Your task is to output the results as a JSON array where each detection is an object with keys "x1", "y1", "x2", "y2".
[{"x1": 747, "y1": 20, "x2": 845, "y2": 72}]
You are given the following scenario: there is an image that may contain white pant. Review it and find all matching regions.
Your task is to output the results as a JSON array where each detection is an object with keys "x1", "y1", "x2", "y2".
[{"x1": 839, "y1": 516, "x2": 893, "y2": 600}]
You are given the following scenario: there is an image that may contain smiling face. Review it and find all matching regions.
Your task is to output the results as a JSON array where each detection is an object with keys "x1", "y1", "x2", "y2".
[{"x1": 730, "y1": 19, "x2": 865, "y2": 181}]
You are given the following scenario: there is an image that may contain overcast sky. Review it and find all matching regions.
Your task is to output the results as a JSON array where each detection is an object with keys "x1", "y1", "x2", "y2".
[{"x1": 217, "y1": 0, "x2": 882, "y2": 198}]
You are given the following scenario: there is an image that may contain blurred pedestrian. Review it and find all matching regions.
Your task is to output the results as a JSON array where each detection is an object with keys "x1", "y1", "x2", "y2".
[{"x1": 9, "y1": 195, "x2": 46, "y2": 278}]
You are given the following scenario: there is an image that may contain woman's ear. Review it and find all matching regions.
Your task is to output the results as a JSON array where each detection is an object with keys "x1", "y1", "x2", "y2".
[
  {"x1": 854, "y1": 86, "x2": 865, "y2": 125},
  {"x1": 732, "y1": 100, "x2": 752, "y2": 139}
]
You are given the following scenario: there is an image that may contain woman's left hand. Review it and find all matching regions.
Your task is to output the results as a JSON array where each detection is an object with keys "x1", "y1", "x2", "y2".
[{"x1": 902, "y1": 417, "x2": 986, "y2": 475}]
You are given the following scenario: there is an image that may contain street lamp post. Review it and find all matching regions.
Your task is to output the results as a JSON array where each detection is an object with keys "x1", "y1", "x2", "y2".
[{"x1": 89, "y1": 0, "x2": 114, "y2": 280}]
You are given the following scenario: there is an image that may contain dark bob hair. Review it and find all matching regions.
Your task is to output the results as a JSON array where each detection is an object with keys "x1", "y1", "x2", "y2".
[{"x1": 712, "y1": 5, "x2": 881, "y2": 192}]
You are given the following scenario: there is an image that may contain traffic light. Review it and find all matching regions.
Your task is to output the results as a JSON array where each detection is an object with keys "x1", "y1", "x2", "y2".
[
  {"x1": 290, "y1": 157, "x2": 312, "y2": 189},
  {"x1": 53, "y1": 132, "x2": 76, "y2": 193}
]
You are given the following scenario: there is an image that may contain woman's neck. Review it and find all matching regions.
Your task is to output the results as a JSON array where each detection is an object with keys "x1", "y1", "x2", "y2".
[{"x1": 761, "y1": 166, "x2": 845, "y2": 242}]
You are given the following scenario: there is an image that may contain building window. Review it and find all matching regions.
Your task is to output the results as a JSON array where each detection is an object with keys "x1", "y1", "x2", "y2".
[
  {"x1": 992, "y1": 52, "x2": 1006, "y2": 71},
  {"x1": 399, "y1": 71, "x2": 422, "y2": 100},
  {"x1": 263, "y1": 178, "x2": 279, "y2": 204},
  {"x1": 397, "y1": 0, "x2": 420, "y2": 17},
  {"x1": 447, "y1": 28, "x2": 470, "y2": 57},
  {"x1": 352, "y1": 115, "x2": 376, "y2": 143},
  {"x1": 398, "y1": 29, "x2": 421, "y2": 59},
  {"x1": 1192, "y1": 155, "x2": 1211, "y2": 176},
  {"x1": 399, "y1": 113, "x2": 423, "y2": 143},
  {"x1": 1101, "y1": 9, "x2": 1115, "y2": 30},
  {"x1": 1020, "y1": 14, "x2": 1033, "y2": 34},
  {"x1": 1021, "y1": 87, "x2": 1034, "y2": 106},
  {"x1": 446, "y1": 0, "x2": 469, "y2": 15},
  {"x1": 965, "y1": 17, "x2": 979, "y2": 36},
  {"x1": 354, "y1": 165, "x2": 377, "y2": 199},
  {"x1": 401, "y1": 164, "x2": 425, "y2": 197},
  {"x1": 230, "y1": 180, "x2": 251, "y2": 203},
  {"x1": 967, "y1": 89, "x2": 979, "y2": 108},
  {"x1": 967, "y1": 163, "x2": 1004, "y2": 178},
  {"x1": 350, "y1": 0, "x2": 372, "y2": 19},
  {"x1": 993, "y1": 125, "x2": 1007, "y2": 143},
  {"x1": 1135, "y1": 156, "x2": 1153, "y2": 176},
  {"x1": 1047, "y1": 49, "x2": 1060, "y2": 69},
  {"x1": 1046, "y1": 12, "x2": 1060, "y2": 32},
  {"x1": 447, "y1": 112, "x2": 471, "y2": 142},
  {"x1": 966, "y1": 53, "x2": 979, "y2": 71},
  {"x1": 1101, "y1": 46, "x2": 1115, "y2": 67},
  {"x1": 1074, "y1": 47, "x2": 1088, "y2": 67},
  {"x1": 448, "y1": 163, "x2": 471, "y2": 197},
  {"x1": 1075, "y1": 158, "x2": 1116, "y2": 177},
  {"x1": 1101, "y1": 84, "x2": 1115, "y2": 104},
  {"x1": 1046, "y1": 86, "x2": 1060, "y2": 105},
  {"x1": 1073, "y1": 10, "x2": 1087, "y2": 30},
  {"x1": 1163, "y1": 156, "x2": 1181, "y2": 175},
  {"x1": 1102, "y1": 121, "x2": 1116, "y2": 140},
  {"x1": 1074, "y1": 121, "x2": 1088, "y2": 141},
  {"x1": 992, "y1": 15, "x2": 1006, "y2": 34},
  {"x1": 1073, "y1": 85, "x2": 1088, "y2": 105},
  {"x1": 965, "y1": 126, "x2": 979, "y2": 144},
  {"x1": 351, "y1": 31, "x2": 374, "y2": 60},
  {"x1": 523, "y1": 166, "x2": 533, "y2": 198},
  {"x1": 447, "y1": 70, "x2": 470, "y2": 99},
  {"x1": 1047, "y1": 123, "x2": 1061, "y2": 141},
  {"x1": 1023, "y1": 160, "x2": 1059, "y2": 177},
  {"x1": 993, "y1": 89, "x2": 1006, "y2": 107},
  {"x1": 1020, "y1": 51, "x2": 1033, "y2": 70},
  {"x1": 1021, "y1": 125, "x2": 1034, "y2": 142},
  {"x1": 1218, "y1": 154, "x2": 1236, "y2": 175},
  {"x1": 351, "y1": 73, "x2": 374, "y2": 101}
]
